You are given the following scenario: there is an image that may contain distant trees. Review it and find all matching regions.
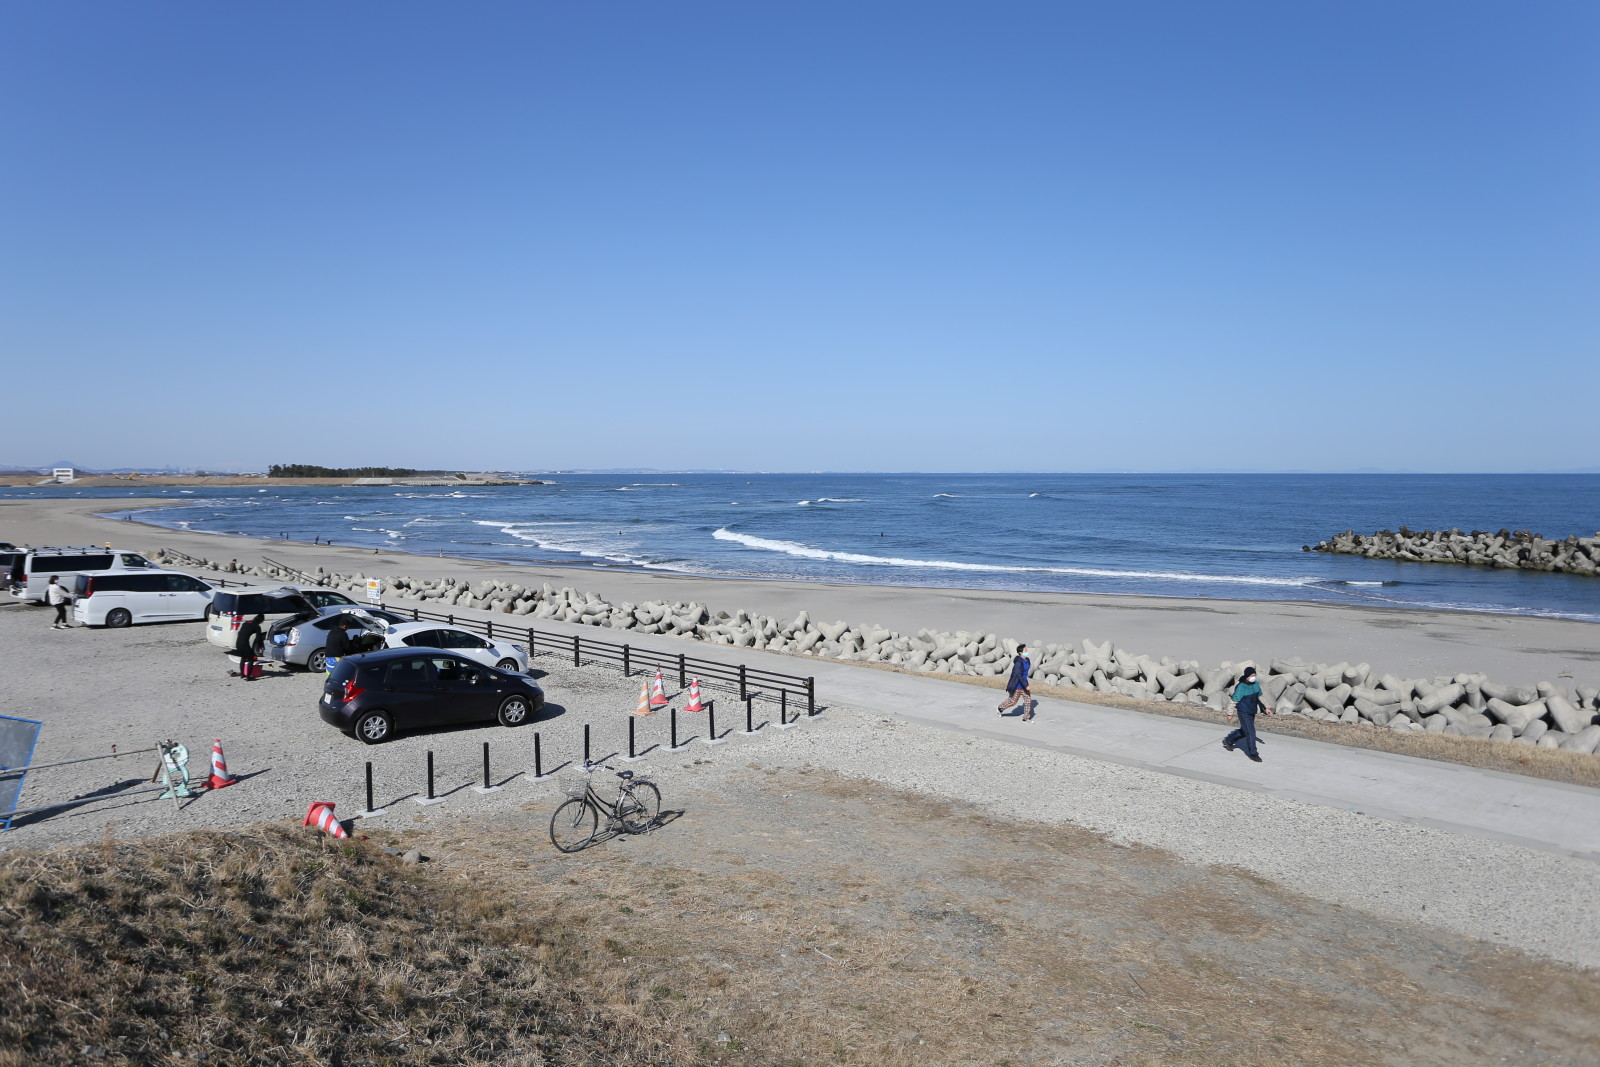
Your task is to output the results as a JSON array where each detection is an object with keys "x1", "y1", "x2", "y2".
[{"x1": 268, "y1": 464, "x2": 424, "y2": 478}]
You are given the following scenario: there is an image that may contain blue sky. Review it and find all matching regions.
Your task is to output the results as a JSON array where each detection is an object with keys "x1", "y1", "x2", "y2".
[{"x1": 2, "y1": 2, "x2": 1595, "y2": 472}]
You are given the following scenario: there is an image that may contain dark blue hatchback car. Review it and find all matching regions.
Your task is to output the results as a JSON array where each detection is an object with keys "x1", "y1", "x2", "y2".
[{"x1": 320, "y1": 646, "x2": 544, "y2": 744}]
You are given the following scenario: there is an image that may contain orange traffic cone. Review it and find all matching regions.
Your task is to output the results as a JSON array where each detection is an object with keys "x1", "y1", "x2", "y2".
[
  {"x1": 206, "y1": 738, "x2": 238, "y2": 790},
  {"x1": 633, "y1": 680, "x2": 654, "y2": 716},
  {"x1": 649, "y1": 670, "x2": 670, "y2": 708},
  {"x1": 303, "y1": 801, "x2": 349, "y2": 839},
  {"x1": 683, "y1": 677, "x2": 705, "y2": 713}
]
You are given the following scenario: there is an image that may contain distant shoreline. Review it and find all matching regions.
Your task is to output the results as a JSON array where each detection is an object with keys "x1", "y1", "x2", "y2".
[{"x1": 0, "y1": 475, "x2": 547, "y2": 488}]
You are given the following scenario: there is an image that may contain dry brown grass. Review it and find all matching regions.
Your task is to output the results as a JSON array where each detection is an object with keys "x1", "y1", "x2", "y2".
[
  {"x1": 0, "y1": 825, "x2": 680, "y2": 1066},
  {"x1": 845, "y1": 660, "x2": 1600, "y2": 788}
]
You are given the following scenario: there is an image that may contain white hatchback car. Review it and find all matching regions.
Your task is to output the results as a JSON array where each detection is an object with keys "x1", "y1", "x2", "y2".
[{"x1": 381, "y1": 621, "x2": 529, "y2": 673}]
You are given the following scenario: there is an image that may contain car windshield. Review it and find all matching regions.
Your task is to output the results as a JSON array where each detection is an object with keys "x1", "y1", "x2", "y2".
[{"x1": 306, "y1": 591, "x2": 356, "y2": 608}]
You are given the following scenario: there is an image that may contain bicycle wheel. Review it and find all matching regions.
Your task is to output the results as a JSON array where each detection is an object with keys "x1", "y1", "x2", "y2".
[
  {"x1": 549, "y1": 798, "x2": 599, "y2": 852},
  {"x1": 617, "y1": 782, "x2": 661, "y2": 834}
]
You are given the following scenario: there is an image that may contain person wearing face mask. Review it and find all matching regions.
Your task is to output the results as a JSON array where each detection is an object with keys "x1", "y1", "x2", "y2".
[{"x1": 1221, "y1": 665, "x2": 1271, "y2": 762}]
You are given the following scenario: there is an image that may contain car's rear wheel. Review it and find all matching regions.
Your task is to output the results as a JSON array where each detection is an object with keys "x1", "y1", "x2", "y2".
[
  {"x1": 496, "y1": 658, "x2": 519, "y2": 672},
  {"x1": 498, "y1": 694, "x2": 532, "y2": 727},
  {"x1": 354, "y1": 710, "x2": 394, "y2": 744},
  {"x1": 306, "y1": 649, "x2": 327, "y2": 673},
  {"x1": 106, "y1": 608, "x2": 132, "y2": 628}
]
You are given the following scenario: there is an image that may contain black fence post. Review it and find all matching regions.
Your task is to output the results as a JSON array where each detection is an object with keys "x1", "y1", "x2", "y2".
[
  {"x1": 487, "y1": 619, "x2": 495, "y2": 640},
  {"x1": 447, "y1": 613, "x2": 454, "y2": 626},
  {"x1": 623, "y1": 644, "x2": 631, "y2": 677},
  {"x1": 678, "y1": 653, "x2": 687, "y2": 689},
  {"x1": 739, "y1": 664, "x2": 748, "y2": 701},
  {"x1": 411, "y1": 606, "x2": 419, "y2": 620},
  {"x1": 573, "y1": 633, "x2": 581, "y2": 667},
  {"x1": 808, "y1": 677, "x2": 816, "y2": 716},
  {"x1": 584, "y1": 723, "x2": 591, "y2": 766}
]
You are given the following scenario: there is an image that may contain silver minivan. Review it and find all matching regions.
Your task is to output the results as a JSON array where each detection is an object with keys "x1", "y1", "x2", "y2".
[{"x1": 71, "y1": 570, "x2": 215, "y2": 627}]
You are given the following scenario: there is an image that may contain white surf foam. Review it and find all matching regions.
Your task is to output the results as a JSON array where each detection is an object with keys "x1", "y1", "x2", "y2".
[{"x1": 711, "y1": 529, "x2": 1323, "y2": 586}]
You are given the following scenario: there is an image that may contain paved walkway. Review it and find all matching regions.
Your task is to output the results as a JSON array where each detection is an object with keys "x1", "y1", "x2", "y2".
[{"x1": 420, "y1": 602, "x2": 1600, "y2": 863}]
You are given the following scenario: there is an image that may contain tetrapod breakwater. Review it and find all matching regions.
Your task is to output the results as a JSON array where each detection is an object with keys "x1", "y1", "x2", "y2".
[
  {"x1": 1307, "y1": 528, "x2": 1600, "y2": 576},
  {"x1": 151, "y1": 548, "x2": 1600, "y2": 757}
]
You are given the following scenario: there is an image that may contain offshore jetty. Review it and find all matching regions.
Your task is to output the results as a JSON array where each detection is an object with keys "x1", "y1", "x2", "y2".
[
  {"x1": 1307, "y1": 527, "x2": 1600, "y2": 576},
  {"x1": 152, "y1": 549, "x2": 1600, "y2": 756}
]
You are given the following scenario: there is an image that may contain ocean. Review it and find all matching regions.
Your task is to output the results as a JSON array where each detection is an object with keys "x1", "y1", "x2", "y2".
[{"x1": 5, "y1": 474, "x2": 1598, "y2": 621}]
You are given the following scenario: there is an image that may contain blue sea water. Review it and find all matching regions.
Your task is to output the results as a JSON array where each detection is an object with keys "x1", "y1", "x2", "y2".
[{"x1": 5, "y1": 474, "x2": 1598, "y2": 621}]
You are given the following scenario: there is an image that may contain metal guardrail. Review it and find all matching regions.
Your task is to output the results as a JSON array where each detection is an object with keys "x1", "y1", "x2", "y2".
[
  {"x1": 260, "y1": 556, "x2": 319, "y2": 586},
  {"x1": 377, "y1": 601, "x2": 816, "y2": 713}
]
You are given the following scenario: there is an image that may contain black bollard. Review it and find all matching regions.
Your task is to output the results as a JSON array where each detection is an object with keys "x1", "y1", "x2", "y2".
[
  {"x1": 482, "y1": 741, "x2": 491, "y2": 790},
  {"x1": 707, "y1": 702, "x2": 717, "y2": 742},
  {"x1": 629, "y1": 715, "x2": 637, "y2": 759},
  {"x1": 746, "y1": 695, "x2": 754, "y2": 733},
  {"x1": 781, "y1": 690, "x2": 788, "y2": 725},
  {"x1": 365, "y1": 761, "x2": 374, "y2": 813},
  {"x1": 584, "y1": 723, "x2": 591, "y2": 765},
  {"x1": 533, "y1": 732, "x2": 543, "y2": 779},
  {"x1": 426, "y1": 750, "x2": 435, "y2": 800},
  {"x1": 671, "y1": 706, "x2": 679, "y2": 749}
]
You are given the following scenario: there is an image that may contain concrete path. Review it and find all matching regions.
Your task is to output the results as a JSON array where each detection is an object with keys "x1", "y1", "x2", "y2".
[{"x1": 420, "y1": 602, "x2": 1600, "y2": 863}]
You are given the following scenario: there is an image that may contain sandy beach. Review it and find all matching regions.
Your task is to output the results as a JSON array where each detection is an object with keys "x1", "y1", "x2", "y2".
[{"x1": 5, "y1": 497, "x2": 1595, "y2": 690}]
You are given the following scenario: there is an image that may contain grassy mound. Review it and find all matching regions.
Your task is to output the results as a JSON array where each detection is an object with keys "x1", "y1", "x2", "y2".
[{"x1": 0, "y1": 825, "x2": 676, "y2": 1066}]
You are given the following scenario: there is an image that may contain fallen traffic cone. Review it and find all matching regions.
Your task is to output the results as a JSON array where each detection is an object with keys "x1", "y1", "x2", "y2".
[
  {"x1": 303, "y1": 801, "x2": 349, "y2": 839},
  {"x1": 206, "y1": 738, "x2": 238, "y2": 790},
  {"x1": 683, "y1": 677, "x2": 705, "y2": 713},
  {"x1": 649, "y1": 670, "x2": 670, "y2": 708},
  {"x1": 633, "y1": 680, "x2": 655, "y2": 716}
]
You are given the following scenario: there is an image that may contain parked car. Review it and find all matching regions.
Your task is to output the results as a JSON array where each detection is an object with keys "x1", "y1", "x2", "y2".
[
  {"x1": 380, "y1": 621, "x2": 529, "y2": 673},
  {"x1": 320, "y1": 647, "x2": 544, "y2": 744},
  {"x1": 8, "y1": 547, "x2": 160, "y2": 603},
  {"x1": 266, "y1": 606, "x2": 409, "y2": 671},
  {"x1": 71, "y1": 569, "x2": 215, "y2": 627},
  {"x1": 205, "y1": 585, "x2": 359, "y2": 653}
]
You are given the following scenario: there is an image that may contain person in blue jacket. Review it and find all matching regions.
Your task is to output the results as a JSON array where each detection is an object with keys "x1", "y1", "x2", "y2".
[
  {"x1": 1222, "y1": 665, "x2": 1271, "y2": 762},
  {"x1": 997, "y1": 644, "x2": 1035, "y2": 721}
]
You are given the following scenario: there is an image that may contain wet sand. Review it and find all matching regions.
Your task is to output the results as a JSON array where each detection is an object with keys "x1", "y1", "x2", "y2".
[{"x1": 3, "y1": 497, "x2": 1596, "y2": 688}]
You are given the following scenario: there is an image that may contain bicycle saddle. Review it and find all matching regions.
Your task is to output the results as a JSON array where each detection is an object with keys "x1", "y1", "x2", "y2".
[{"x1": 616, "y1": 769, "x2": 635, "y2": 780}]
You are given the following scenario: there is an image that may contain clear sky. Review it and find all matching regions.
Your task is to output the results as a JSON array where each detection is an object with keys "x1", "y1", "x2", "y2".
[{"x1": 2, "y1": 2, "x2": 1595, "y2": 473}]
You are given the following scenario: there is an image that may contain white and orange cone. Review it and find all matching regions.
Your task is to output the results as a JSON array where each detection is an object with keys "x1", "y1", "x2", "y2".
[
  {"x1": 633, "y1": 680, "x2": 654, "y2": 716},
  {"x1": 206, "y1": 738, "x2": 238, "y2": 790},
  {"x1": 303, "y1": 801, "x2": 349, "y2": 839},
  {"x1": 649, "y1": 670, "x2": 670, "y2": 708},
  {"x1": 683, "y1": 677, "x2": 705, "y2": 713}
]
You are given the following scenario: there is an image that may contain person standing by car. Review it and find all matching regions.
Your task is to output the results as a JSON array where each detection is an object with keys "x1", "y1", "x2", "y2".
[
  {"x1": 234, "y1": 614, "x2": 265, "y2": 680},
  {"x1": 46, "y1": 576, "x2": 72, "y2": 629},
  {"x1": 323, "y1": 615, "x2": 358, "y2": 675}
]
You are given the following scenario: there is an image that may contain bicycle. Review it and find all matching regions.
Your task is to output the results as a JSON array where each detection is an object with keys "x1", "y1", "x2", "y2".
[{"x1": 548, "y1": 762, "x2": 662, "y2": 852}]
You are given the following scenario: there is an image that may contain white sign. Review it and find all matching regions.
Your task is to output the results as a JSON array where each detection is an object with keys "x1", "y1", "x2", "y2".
[{"x1": 365, "y1": 578, "x2": 382, "y2": 603}]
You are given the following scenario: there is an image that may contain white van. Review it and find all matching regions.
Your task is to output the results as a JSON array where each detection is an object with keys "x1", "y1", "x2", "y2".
[
  {"x1": 71, "y1": 570, "x2": 216, "y2": 627},
  {"x1": 7, "y1": 548, "x2": 160, "y2": 604}
]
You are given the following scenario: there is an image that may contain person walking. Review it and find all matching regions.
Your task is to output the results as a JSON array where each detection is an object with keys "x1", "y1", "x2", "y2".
[
  {"x1": 997, "y1": 644, "x2": 1036, "y2": 721},
  {"x1": 234, "y1": 614, "x2": 264, "y2": 680},
  {"x1": 1222, "y1": 665, "x2": 1271, "y2": 762},
  {"x1": 45, "y1": 576, "x2": 72, "y2": 629}
]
